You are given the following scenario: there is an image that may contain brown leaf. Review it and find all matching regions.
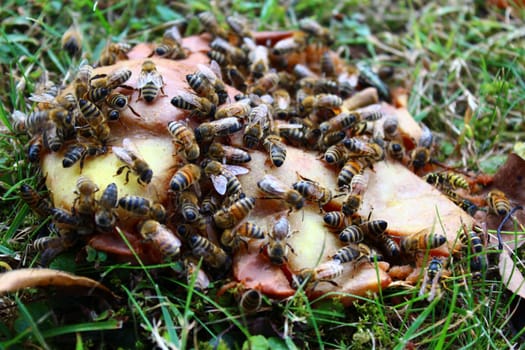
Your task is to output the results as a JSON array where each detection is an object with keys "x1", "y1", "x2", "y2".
[
  {"x1": 0, "y1": 268, "x2": 117, "y2": 298},
  {"x1": 499, "y1": 249, "x2": 525, "y2": 299}
]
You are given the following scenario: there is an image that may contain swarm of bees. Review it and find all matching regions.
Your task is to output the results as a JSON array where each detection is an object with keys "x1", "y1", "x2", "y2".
[{"x1": 15, "y1": 12, "x2": 512, "y2": 306}]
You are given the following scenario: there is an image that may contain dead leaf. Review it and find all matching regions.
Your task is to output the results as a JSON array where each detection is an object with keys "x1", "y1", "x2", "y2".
[
  {"x1": 0, "y1": 268, "x2": 117, "y2": 298},
  {"x1": 499, "y1": 249, "x2": 525, "y2": 299}
]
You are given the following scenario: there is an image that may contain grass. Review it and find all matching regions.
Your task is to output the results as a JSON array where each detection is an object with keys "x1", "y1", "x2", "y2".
[{"x1": 1, "y1": 0, "x2": 525, "y2": 348}]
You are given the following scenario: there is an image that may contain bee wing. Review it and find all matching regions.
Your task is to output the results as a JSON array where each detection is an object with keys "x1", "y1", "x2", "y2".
[
  {"x1": 137, "y1": 71, "x2": 163, "y2": 88},
  {"x1": 277, "y1": 123, "x2": 303, "y2": 131},
  {"x1": 224, "y1": 165, "x2": 249, "y2": 176},
  {"x1": 11, "y1": 110, "x2": 27, "y2": 122},
  {"x1": 211, "y1": 174, "x2": 227, "y2": 195},
  {"x1": 112, "y1": 146, "x2": 134, "y2": 165},
  {"x1": 178, "y1": 91, "x2": 203, "y2": 109},
  {"x1": 258, "y1": 174, "x2": 287, "y2": 196},
  {"x1": 164, "y1": 26, "x2": 182, "y2": 44},
  {"x1": 197, "y1": 63, "x2": 219, "y2": 83}
]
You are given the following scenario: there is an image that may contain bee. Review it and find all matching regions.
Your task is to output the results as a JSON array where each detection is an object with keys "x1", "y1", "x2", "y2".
[
  {"x1": 178, "y1": 191, "x2": 201, "y2": 223},
  {"x1": 207, "y1": 50, "x2": 228, "y2": 66},
  {"x1": 113, "y1": 138, "x2": 153, "y2": 185},
  {"x1": 42, "y1": 124, "x2": 65, "y2": 152},
  {"x1": 200, "y1": 61, "x2": 228, "y2": 104},
  {"x1": 400, "y1": 230, "x2": 447, "y2": 254},
  {"x1": 90, "y1": 67, "x2": 132, "y2": 90},
  {"x1": 487, "y1": 189, "x2": 511, "y2": 216},
  {"x1": 21, "y1": 110, "x2": 48, "y2": 136},
  {"x1": 98, "y1": 42, "x2": 131, "y2": 66},
  {"x1": 140, "y1": 220, "x2": 182, "y2": 259},
  {"x1": 343, "y1": 138, "x2": 384, "y2": 161},
  {"x1": 243, "y1": 104, "x2": 271, "y2": 149},
  {"x1": 357, "y1": 63, "x2": 391, "y2": 102},
  {"x1": 63, "y1": 141, "x2": 108, "y2": 169},
  {"x1": 221, "y1": 222, "x2": 266, "y2": 250},
  {"x1": 324, "y1": 144, "x2": 349, "y2": 166},
  {"x1": 86, "y1": 86, "x2": 110, "y2": 103},
  {"x1": 61, "y1": 25, "x2": 82, "y2": 56},
  {"x1": 332, "y1": 244, "x2": 363, "y2": 264},
  {"x1": 292, "y1": 175, "x2": 332, "y2": 208},
  {"x1": 167, "y1": 121, "x2": 200, "y2": 161},
  {"x1": 171, "y1": 91, "x2": 216, "y2": 119},
  {"x1": 424, "y1": 172, "x2": 469, "y2": 190},
  {"x1": 257, "y1": 174, "x2": 305, "y2": 211},
  {"x1": 210, "y1": 37, "x2": 246, "y2": 65},
  {"x1": 301, "y1": 93, "x2": 343, "y2": 115},
  {"x1": 337, "y1": 158, "x2": 370, "y2": 189},
  {"x1": 299, "y1": 18, "x2": 334, "y2": 45},
  {"x1": 169, "y1": 164, "x2": 201, "y2": 192},
  {"x1": 338, "y1": 225, "x2": 364, "y2": 243},
  {"x1": 225, "y1": 64, "x2": 247, "y2": 92},
  {"x1": 377, "y1": 234, "x2": 400, "y2": 257},
  {"x1": 78, "y1": 98, "x2": 104, "y2": 127},
  {"x1": 294, "y1": 260, "x2": 343, "y2": 289},
  {"x1": 94, "y1": 183, "x2": 118, "y2": 232},
  {"x1": 320, "y1": 51, "x2": 336, "y2": 77},
  {"x1": 185, "y1": 259, "x2": 211, "y2": 291},
  {"x1": 215, "y1": 99, "x2": 251, "y2": 120},
  {"x1": 319, "y1": 112, "x2": 357, "y2": 134},
  {"x1": 272, "y1": 32, "x2": 307, "y2": 56},
  {"x1": 342, "y1": 192, "x2": 362, "y2": 216},
  {"x1": 354, "y1": 104, "x2": 384, "y2": 122},
  {"x1": 186, "y1": 67, "x2": 220, "y2": 105},
  {"x1": 323, "y1": 211, "x2": 350, "y2": 230},
  {"x1": 248, "y1": 72, "x2": 279, "y2": 96},
  {"x1": 118, "y1": 195, "x2": 151, "y2": 216},
  {"x1": 410, "y1": 123, "x2": 433, "y2": 170},
  {"x1": 51, "y1": 207, "x2": 81, "y2": 228},
  {"x1": 263, "y1": 134, "x2": 287, "y2": 167},
  {"x1": 213, "y1": 196, "x2": 256, "y2": 229},
  {"x1": 239, "y1": 289, "x2": 262, "y2": 314},
  {"x1": 27, "y1": 137, "x2": 43, "y2": 163},
  {"x1": 207, "y1": 142, "x2": 251, "y2": 164},
  {"x1": 419, "y1": 257, "x2": 443, "y2": 301},
  {"x1": 387, "y1": 141, "x2": 405, "y2": 161},
  {"x1": 197, "y1": 11, "x2": 227, "y2": 39},
  {"x1": 154, "y1": 26, "x2": 186, "y2": 59},
  {"x1": 203, "y1": 160, "x2": 249, "y2": 197},
  {"x1": 188, "y1": 234, "x2": 232, "y2": 270},
  {"x1": 227, "y1": 15, "x2": 253, "y2": 40},
  {"x1": 137, "y1": 60, "x2": 165, "y2": 103},
  {"x1": 194, "y1": 117, "x2": 243, "y2": 143},
  {"x1": 272, "y1": 89, "x2": 291, "y2": 119},
  {"x1": 73, "y1": 176, "x2": 99, "y2": 217},
  {"x1": 33, "y1": 233, "x2": 78, "y2": 266},
  {"x1": 200, "y1": 194, "x2": 221, "y2": 216},
  {"x1": 72, "y1": 63, "x2": 93, "y2": 98},
  {"x1": 20, "y1": 184, "x2": 52, "y2": 217},
  {"x1": 244, "y1": 37, "x2": 268, "y2": 78},
  {"x1": 106, "y1": 92, "x2": 141, "y2": 118},
  {"x1": 260, "y1": 216, "x2": 295, "y2": 265}
]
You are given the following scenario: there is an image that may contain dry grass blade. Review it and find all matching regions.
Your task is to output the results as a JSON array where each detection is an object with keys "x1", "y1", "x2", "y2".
[{"x1": 499, "y1": 249, "x2": 525, "y2": 299}]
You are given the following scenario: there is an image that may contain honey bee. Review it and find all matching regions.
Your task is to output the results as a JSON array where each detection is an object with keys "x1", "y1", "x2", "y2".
[
  {"x1": 323, "y1": 211, "x2": 350, "y2": 230},
  {"x1": 186, "y1": 67, "x2": 220, "y2": 105},
  {"x1": 238, "y1": 289, "x2": 262, "y2": 314},
  {"x1": 299, "y1": 18, "x2": 334, "y2": 45},
  {"x1": 137, "y1": 60, "x2": 165, "y2": 103},
  {"x1": 27, "y1": 137, "x2": 43, "y2": 163},
  {"x1": 210, "y1": 37, "x2": 246, "y2": 66},
  {"x1": 319, "y1": 112, "x2": 357, "y2": 134},
  {"x1": 387, "y1": 141, "x2": 405, "y2": 161},
  {"x1": 244, "y1": 37, "x2": 269, "y2": 78},
  {"x1": 332, "y1": 244, "x2": 364, "y2": 264},
  {"x1": 272, "y1": 32, "x2": 307, "y2": 56},
  {"x1": 72, "y1": 63, "x2": 93, "y2": 98},
  {"x1": 424, "y1": 172, "x2": 469, "y2": 190},
  {"x1": 294, "y1": 260, "x2": 343, "y2": 289},
  {"x1": 292, "y1": 175, "x2": 332, "y2": 208},
  {"x1": 324, "y1": 143, "x2": 349, "y2": 166},
  {"x1": 118, "y1": 195, "x2": 151, "y2": 216},
  {"x1": 169, "y1": 163, "x2": 201, "y2": 192},
  {"x1": 188, "y1": 234, "x2": 232, "y2": 270},
  {"x1": 42, "y1": 124, "x2": 65, "y2": 152},
  {"x1": 215, "y1": 99, "x2": 251, "y2": 120},
  {"x1": 300, "y1": 93, "x2": 342, "y2": 115},
  {"x1": 154, "y1": 26, "x2": 186, "y2": 59},
  {"x1": 78, "y1": 98, "x2": 104, "y2": 127},
  {"x1": 61, "y1": 25, "x2": 82, "y2": 56},
  {"x1": 354, "y1": 104, "x2": 384, "y2": 122},
  {"x1": 377, "y1": 234, "x2": 400, "y2": 257},
  {"x1": 272, "y1": 89, "x2": 291, "y2": 119},
  {"x1": 243, "y1": 104, "x2": 271, "y2": 149},
  {"x1": 487, "y1": 189, "x2": 511, "y2": 216},
  {"x1": 207, "y1": 142, "x2": 251, "y2": 164},
  {"x1": 171, "y1": 91, "x2": 216, "y2": 119},
  {"x1": 410, "y1": 123, "x2": 433, "y2": 170},
  {"x1": 213, "y1": 196, "x2": 256, "y2": 229},
  {"x1": 260, "y1": 216, "x2": 295, "y2": 265},
  {"x1": 200, "y1": 194, "x2": 221, "y2": 216},
  {"x1": 98, "y1": 42, "x2": 131, "y2": 66},
  {"x1": 194, "y1": 117, "x2": 243, "y2": 143},
  {"x1": 201, "y1": 61, "x2": 228, "y2": 104},
  {"x1": 90, "y1": 67, "x2": 132, "y2": 90},
  {"x1": 86, "y1": 86, "x2": 110, "y2": 103},
  {"x1": 149, "y1": 202, "x2": 167, "y2": 223},
  {"x1": 227, "y1": 15, "x2": 253, "y2": 40},
  {"x1": 113, "y1": 138, "x2": 153, "y2": 185},
  {"x1": 203, "y1": 160, "x2": 249, "y2": 197},
  {"x1": 20, "y1": 184, "x2": 52, "y2": 217},
  {"x1": 94, "y1": 182, "x2": 118, "y2": 232},
  {"x1": 257, "y1": 174, "x2": 304, "y2": 211},
  {"x1": 338, "y1": 225, "x2": 364, "y2": 243},
  {"x1": 248, "y1": 72, "x2": 279, "y2": 96},
  {"x1": 178, "y1": 191, "x2": 201, "y2": 223},
  {"x1": 225, "y1": 64, "x2": 248, "y2": 92},
  {"x1": 185, "y1": 259, "x2": 211, "y2": 292},
  {"x1": 419, "y1": 257, "x2": 443, "y2": 301},
  {"x1": 197, "y1": 11, "x2": 227, "y2": 39},
  {"x1": 33, "y1": 233, "x2": 78, "y2": 266},
  {"x1": 106, "y1": 92, "x2": 141, "y2": 118},
  {"x1": 263, "y1": 134, "x2": 287, "y2": 167},
  {"x1": 320, "y1": 51, "x2": 335, "y2": 77},
  {"x1": 337, "y1": 158, "x2": 370, "y2": 189},
  {"x1": 167, "y1": 121, "x2": 200, "y2": 161},
  {"x1": 140, "y1": 219, "x2": 182, "y2": 259},
  {"x1": 400, "y1": 230, "x2": 447, "y2": 254},
  {"x1": 73, "y1": 176, "x2": 99, "y2": 217},
  {"x1": 221, "y1": 222, "x2": 265, "y2": 251},
  {"x1": 344, "y1": 138, "x2": 384, "y2": 161}
]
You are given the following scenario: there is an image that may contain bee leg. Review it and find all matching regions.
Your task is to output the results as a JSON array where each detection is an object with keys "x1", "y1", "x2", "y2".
[
  {"x1": 160, "y1": 86, "x2": 167, "y2": 98},
  {"x1": 127, "y1": 104, "x2": 142, "y2": 119}
]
